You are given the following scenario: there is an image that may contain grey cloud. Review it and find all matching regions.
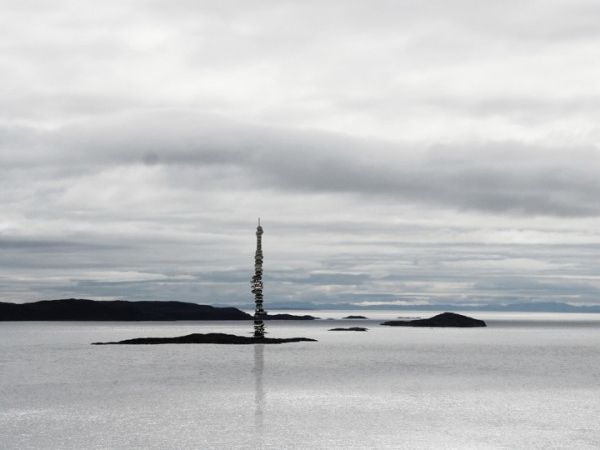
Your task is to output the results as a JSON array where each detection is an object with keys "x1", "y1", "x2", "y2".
[
  {"x1": 0, "y1": 237, "x2": 125, "y2": 251},
  {"x1": 2, "y1": 0, "x2": 600, "y2": 306},
  {"x1": 473, "y1": 277, "x2": 600, "y2": 298},
  {"x1": 268, "y1": 271, "x2": 370, "y2": 286},
  {"x1": 425, "y1": 96, "x2": 600, "y2": 124},
  {"x1": 337, "y1": 93, "x2": 600, "y2": 126},
  {"x1": 4, "y1": 112, "x2": 599, "y2": 217}
]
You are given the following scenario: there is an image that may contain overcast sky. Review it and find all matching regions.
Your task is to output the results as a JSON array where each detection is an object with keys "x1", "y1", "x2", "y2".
[{"x1": 1, "y1": 0, "x2": 600, "y2": 307}]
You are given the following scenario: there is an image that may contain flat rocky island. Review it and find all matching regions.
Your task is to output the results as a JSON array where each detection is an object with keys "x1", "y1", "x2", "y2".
[
  {"x1": 92, "y1": 333, "x2": 317, "y2": 345},
  {"x1": 329, "y1": 327, "x2": 368, "y2": 331},
  {"x1": 381, "y1": 312, "x2": 486, "y2": 327}
]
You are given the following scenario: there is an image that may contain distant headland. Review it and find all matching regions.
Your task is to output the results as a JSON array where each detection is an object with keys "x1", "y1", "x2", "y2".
[{"x1": 0, "y1": 299, "x2": 317, "y2": 321}]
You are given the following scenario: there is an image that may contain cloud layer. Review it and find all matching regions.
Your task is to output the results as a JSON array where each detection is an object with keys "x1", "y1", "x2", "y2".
[{"x1": 1, "y1": 0, "x2": 600, "y2": 306}]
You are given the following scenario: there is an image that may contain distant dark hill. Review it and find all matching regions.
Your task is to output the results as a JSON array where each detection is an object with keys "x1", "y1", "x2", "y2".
[
  {"x1": 0, "y1": 299, "x2": 315, "y2": 321},
  {"x1": 381, "y1": 312, "x2": 486, "y2": 328}
]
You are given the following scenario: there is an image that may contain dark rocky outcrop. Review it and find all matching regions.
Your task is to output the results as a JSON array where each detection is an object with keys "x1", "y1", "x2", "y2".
[
  {"x1": 266, "y1": 313, "x2": 317, "y2": 320},
  {"x1": 381, "y1": 312, "x2": 486, "y2": 328},
  {"x1": 328, "y1": 327, "x2": 368, "y2": 332},
  {"x1": 343, "y1": 315, "x2": 368, "y2": 319},
  {"x1": 92, "y1": 333, "x2": 317, "y2": 345},
  {"x1": 0, "y1": 299, "x2": 315, "y2": 321}
]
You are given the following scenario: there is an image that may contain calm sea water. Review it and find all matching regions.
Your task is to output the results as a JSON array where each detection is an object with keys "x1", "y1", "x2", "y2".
[{"x1": 1, "y1": 311, "x2": 599, "y2": 449}]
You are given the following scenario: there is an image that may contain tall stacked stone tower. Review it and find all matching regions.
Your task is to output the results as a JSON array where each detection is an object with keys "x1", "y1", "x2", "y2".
[{"x1": 251, "y1": 218, "x2": 266, "y2": 337}]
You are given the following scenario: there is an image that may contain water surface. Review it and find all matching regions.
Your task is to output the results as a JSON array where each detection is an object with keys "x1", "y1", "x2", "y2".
[{"x1": 1, "y1": 311, "x2": 599, "y2": 449}]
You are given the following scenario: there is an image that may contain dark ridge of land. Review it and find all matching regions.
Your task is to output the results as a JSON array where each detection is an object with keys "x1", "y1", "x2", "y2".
[
  {"x1": 92, "y1": 333, "x2": 317, "y2": 345},
  {"x1": 0, "y1": 299, "x2": 249, "y2": 321},
  {"x1": 328, "y1": 327, "x2": 368, "y2": 331},
  {"x1": 343, "y1": 315, "x2": 368, "y2": 319},
  {"x1": 0, "y1": 299, "x2": 316, "y2": 321},
  {"x1": 381, "y1": 312, "x2": 486, "y2": 328}
]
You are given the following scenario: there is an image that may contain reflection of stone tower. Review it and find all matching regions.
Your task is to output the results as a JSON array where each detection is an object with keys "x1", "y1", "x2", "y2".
[{"x1": 251, "y1": 218, "x2": 266, "y2": 338}]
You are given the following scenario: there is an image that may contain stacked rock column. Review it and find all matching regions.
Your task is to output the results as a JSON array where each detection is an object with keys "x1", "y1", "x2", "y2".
[{"x1": 251, "y1": 219, "x2": 266, "y2": 337}]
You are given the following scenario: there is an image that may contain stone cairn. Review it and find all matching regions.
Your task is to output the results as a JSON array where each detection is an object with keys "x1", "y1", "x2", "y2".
[{"x1": 251, "y1": 218, "x2": 266, "y2": 337}]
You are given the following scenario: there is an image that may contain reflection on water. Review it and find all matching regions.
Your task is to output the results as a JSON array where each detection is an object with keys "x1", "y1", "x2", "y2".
[{"x1": 253, "y1": 344, "x2": 265, "y2": 440}]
